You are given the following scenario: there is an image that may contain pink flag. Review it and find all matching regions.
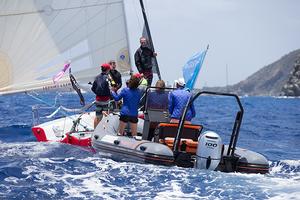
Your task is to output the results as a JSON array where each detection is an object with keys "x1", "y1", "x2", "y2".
[{"x1": 53, "y1": 62, "x2": 71, "y2": 84}]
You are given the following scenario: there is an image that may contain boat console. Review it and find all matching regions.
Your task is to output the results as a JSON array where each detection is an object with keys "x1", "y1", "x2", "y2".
[{"x1": 142, "y1": 87, "x2": 173, "y2": 140}]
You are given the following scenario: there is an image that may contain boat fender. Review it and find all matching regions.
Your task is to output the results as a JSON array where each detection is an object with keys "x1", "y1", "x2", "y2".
[
  {"x1": 140, "y1": 146, "x2": 147, "y2": 151},
  {"x1": 79, "y1": 133, "x2": 85, "y2": 137},
  {"x1": 196, "y1": 131, "x2": 222, "y2": 170},
  {"x1": 114, "y1": 140, "x2": 120, "y2": 145}
]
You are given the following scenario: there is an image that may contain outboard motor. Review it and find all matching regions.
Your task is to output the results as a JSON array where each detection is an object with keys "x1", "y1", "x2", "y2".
[{"x1": 196, "y1": 131, "x2": 222, "y2": 170}]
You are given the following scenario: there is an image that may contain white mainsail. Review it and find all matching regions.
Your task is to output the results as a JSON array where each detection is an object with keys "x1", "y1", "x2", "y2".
[{"x1": 0, "y1": 0, "x2": 131, "y2": 95}]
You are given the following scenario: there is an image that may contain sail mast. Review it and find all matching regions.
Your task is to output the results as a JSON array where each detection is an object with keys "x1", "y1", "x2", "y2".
[{"x1": 139, "y1": 0, "x2": 161, "y2": 80}]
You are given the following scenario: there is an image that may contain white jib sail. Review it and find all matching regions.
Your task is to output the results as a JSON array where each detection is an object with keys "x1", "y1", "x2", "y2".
[{"x1": 0, "y1": 0, "x2": 131, "y2": 95}]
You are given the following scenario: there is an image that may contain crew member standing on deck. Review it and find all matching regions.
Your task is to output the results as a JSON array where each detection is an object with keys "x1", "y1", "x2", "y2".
[
  {"x1": 109, "y1": 60, "x2": 122, "y2": 90},
  {"x1": 91, "y1": 63, "x2": 111, "y2": 128},
  {"x1": 134, "y1": 37, "x2": 157, "y2": 86},
  {"x1": 108, "y1": 60, "x2": 122, "y2": 110},
  {"x1": 111, "y1": 74, "x2": 142, "y2": 136}
]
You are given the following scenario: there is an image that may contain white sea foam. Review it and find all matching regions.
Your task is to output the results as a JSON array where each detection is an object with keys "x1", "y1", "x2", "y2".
[
  {"x1": 36, "y1": 187, "x2": 57, "y2": 196},
  {"x1": 154, "y1": 181, "x2": 204, "y2": 200},
  {"x1": 4, "y1": 176, "x2": 19, "y2": 184},
  {"x1": 0, "y1": 142, "x2": 59, "y2": 158},
  {"x1": 58, "y1": 159, "x2": 300, "y2": 199},
  {"x1": 2, "y1": 140, "x2": 299, "y2": 199}
]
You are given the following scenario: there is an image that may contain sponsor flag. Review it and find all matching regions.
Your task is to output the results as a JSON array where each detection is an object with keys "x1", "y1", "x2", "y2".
[
  {"x1": 53, "y1": 61, "x2": 71, "y2": 84},
  {"x1": 183, "y1": 46, "x2": 209, "y2": 90}
]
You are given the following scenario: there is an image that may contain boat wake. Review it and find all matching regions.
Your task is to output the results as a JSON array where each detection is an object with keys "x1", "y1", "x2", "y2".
[{"x1": 0, "y1": 141, "x2": 299, "y2": 199}]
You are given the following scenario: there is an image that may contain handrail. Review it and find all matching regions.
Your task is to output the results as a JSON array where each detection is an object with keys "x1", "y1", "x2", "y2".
[{"x1": 173, "y1": 91, "x2": 244, "y2": 157}]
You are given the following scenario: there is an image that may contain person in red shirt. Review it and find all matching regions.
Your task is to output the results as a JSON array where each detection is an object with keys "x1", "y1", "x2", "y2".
[{"x1": 91, "y1": 63, "x2": 111, "y2": 128}]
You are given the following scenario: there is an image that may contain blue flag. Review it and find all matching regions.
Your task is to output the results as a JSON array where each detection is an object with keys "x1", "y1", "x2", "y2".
[{"x1": 183, "y1": 47, "x2": 208, "y2": 90}]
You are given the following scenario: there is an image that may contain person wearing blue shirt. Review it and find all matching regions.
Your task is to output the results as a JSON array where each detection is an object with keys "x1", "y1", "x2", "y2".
[
  {"x1": 168, "y1": 78, "x2": 196, "y2": 124},
  {"x1": 111, "y1": 74, "x2": 141, "y2": 136}
]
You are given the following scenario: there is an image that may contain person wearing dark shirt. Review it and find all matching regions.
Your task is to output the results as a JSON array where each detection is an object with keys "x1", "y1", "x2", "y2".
[
  {"x1": 91, "y1": 63, "x2": 111, "y2": 128},
  {"x1": 111, "y1": 74, "x2": 141, "y2": 136},
  {"x1": 108, "y1": 60, "x2": 122, "y2": 90},
  {"x1": 134, "y1": 37, "x2": 157, "y2": 86},
  {"x1": 168, "y1": 78, "x2": 196, "y2": 124},
  {"x1": 147, "y1": 80, "x2": 168, "y2": 110},
  {"x1": 108, "y1": 60, "x2": 122, "y2": 110}
]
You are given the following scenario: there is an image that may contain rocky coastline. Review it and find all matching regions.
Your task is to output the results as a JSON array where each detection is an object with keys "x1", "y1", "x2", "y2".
[{"x1": 202, "y1": 49, "x2": 300, "y2": 96}]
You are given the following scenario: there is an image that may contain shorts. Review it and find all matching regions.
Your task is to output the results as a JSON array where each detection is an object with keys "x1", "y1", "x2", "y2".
[
  {"x1": 119, "y1": 115, "x2": 138, "y2": 123},
  {"x1": 95, "y1": 101, "x2": 109, "y2": 118}
]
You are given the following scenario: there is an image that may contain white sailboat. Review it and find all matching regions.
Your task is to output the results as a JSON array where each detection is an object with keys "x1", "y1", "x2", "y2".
[
  {"x1": 0, "y1": 0, "x2": 131, "y2": 94},
  {"x1": 0, "y1": 0, "x2": 134, "y2": 145}
]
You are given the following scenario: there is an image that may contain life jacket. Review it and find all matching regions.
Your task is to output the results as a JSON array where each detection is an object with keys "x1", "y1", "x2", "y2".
[{"x1": 92, "y1": 73, "x2": 110, "y2": 97}]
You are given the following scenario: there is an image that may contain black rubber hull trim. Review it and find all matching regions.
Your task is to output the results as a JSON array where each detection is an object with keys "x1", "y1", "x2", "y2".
[{"x1": 236, "y1": 163, "x2": 269, "y2": 174}]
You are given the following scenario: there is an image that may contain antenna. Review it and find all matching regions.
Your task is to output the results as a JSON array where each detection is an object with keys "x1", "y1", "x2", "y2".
[{"x1": 226, "y1": 64, "x2": 229, "y2": 92}]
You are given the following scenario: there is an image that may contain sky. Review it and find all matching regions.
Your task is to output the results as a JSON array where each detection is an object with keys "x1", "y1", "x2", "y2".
[{"x1": 124, "y1": 0, "x2": 300, "y2": 88}]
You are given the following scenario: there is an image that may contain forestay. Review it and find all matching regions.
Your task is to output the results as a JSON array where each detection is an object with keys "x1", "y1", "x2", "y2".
[{"x1": 0, "y1": 0, "x2": 131, "y2": 95}]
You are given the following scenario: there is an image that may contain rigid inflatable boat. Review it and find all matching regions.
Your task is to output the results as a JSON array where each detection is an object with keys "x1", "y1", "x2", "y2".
[
  {"x1": 32, "y1": 88, "x2": 269, "y2": 173},
  {"x1": 91, "y1": 89, "x2": 269, "y2": 174}
]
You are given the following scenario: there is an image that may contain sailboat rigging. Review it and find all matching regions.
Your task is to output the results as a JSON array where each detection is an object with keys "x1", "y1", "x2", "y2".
[{"x1": 139, "y1": 0, "x2": 161, "y2": 80}]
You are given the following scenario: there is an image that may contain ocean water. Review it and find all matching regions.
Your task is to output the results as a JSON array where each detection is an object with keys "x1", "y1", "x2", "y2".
[{"x1": 0, "y1": 92, "x2": 299, "y2": 200}]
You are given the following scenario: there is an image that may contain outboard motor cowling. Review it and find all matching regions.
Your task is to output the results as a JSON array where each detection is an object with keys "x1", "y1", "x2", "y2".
[{"x1": 196, "y1": 131, "x2": 222, "y2": 170}]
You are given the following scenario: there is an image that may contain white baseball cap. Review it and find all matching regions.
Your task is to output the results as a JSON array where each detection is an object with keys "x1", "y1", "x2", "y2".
[{"x1": 177, "y1": 77, "x2": 185, "y2": 87}]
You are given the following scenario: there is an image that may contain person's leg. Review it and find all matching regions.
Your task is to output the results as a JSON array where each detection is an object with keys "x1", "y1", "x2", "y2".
[
  {"x1": 130, "y1": 122, "x2": 137, "y2": 136},
  {"x1": 94, "y1": 117, "x2": 99, "y2": 129},
  {"x1": 118, "y1": 115, "x2": 129, "y2": 135},
  {"x1": 118, "y1": 120, "x2": 127, "y2": 135},
  {"x1": 129, "y1": 116, "x2": 138, "y2": 136},
  {"x1": 94, "y1": 105, "x2": 103, "y2": 128},
  {"x1": 143, "y1": 70, "x2": 153, "y2": 86},
  {"x1": 147, "y1": 74, "x2": 153, "y2": 86},
  {"x1": 94, "y1": 114, "x2": 103, "y2": 128},
  {"x1": 96, "y1": 102, "x2": 109, "y2": 128}
]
